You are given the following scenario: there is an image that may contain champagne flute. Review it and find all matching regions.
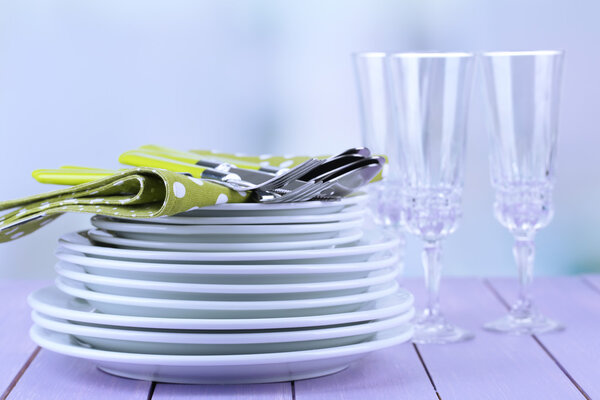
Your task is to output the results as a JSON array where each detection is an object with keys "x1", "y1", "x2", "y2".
[
  {"x1": 352, "y1": 52, "x2": 404, "y2": 232},
  {"x1": 481, "y1": 50, "x2": 565, "y2": 334},
  {"x1": 388, "y1": 52, "x2": 475, "y2": 344}
]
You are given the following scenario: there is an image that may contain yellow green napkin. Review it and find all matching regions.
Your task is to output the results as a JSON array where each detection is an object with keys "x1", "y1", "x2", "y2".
[
  {"x1": 0, "y1": 168, "x2": 247, "y2": 243},
  {"x1": 0, "y1": 146, "x2": 384, "y2": 243}
]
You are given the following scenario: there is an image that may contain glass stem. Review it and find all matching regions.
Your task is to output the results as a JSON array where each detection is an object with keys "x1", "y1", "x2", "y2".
[
  {"x1": 512, "y1": 235, "x2": 535, "y2": 318},
  {"x1": 422, "y1": 239, "x2": 443, "y2": 318}
]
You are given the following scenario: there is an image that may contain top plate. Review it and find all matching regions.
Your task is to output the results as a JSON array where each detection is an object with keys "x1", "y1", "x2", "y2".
[
  {"x1": 171, "y1": 193, "x2": 367, "y2": 217},
  {"x1": 117, "y1": 205, "x2": 367, "y2": 225}
]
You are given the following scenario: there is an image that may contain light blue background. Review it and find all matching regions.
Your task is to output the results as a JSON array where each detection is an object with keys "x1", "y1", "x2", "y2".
[{"x1": 0, "y1": 0, "x2": 598, "y2": 278}]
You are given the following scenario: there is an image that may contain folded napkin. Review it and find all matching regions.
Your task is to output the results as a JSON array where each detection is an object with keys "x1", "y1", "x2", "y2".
[
  {"x1": 1, "y1": 147, "x2": 384, "y2": 243},
  {"x1": 0, "y1": 168, "x2": 247, "y2": 243}
]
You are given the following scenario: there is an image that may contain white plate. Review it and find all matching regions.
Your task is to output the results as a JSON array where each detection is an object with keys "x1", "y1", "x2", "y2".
[
  {"x1": 86, "y1": 228, "x2": 364, "y2": 251},
  {"x1": 54, "y1": 250, "x2": 400, "y2": 284},
  {"x1": 171, "y1": 194, "x2": 367, "y2": 217},
  {"x1": 30, "y1": 323, "x2": 412, "y2": 383},
  {"x1": 126, "y1": 205, "x2": 366, "y2": 225},
  {"x1": 55, "y1": 277, "x2": 400, "y2": 318},
  {"x1": 58, "y1": 229, "x2": 399, "y2": 262},
  {"x1": 28, "y1": 287, "x2": 414, "y2": 330},
  {"x1": 32, "y1": 311, "x2": 414, "y2": 355},
  {"x1": 91, "y1": 216, "x2": 364, "y2": 235},
  {"x1": 55, "y1": 261, "x2": 400, "y2": 300}
]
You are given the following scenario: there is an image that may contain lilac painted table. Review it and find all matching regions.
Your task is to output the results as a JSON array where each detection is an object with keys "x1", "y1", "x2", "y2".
[{"x1": 1, "y1": 276, "x2": 598, "y2": 400}]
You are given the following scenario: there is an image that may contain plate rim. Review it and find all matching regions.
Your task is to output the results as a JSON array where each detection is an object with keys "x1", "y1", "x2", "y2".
[
  {"x1": 85, "y1": 228, "x2": 364, "y2": 252},
  {"x1": 90, "y1": 217, "x2": 365, "y2": 235},
  {"x1": 55, "y1": 261, "x2": 400, "y2": 294},
  {"x1": 31, "y1": 310, "x2": 414, "y2": 344},
  {"x1": 106, "y1": 205, "x2": 367, "y2": 225},
  {"x1": 189, "y1": 193, "x2": 367, "y2": 211},
  {"x1": 54, "y1": 248, "x2": 399, "y2": 275},
  {"x1": 30, "y1": 323, "x2": 413, "y2": 366},
  {"x1": 55, "y1": 277, "x2": 400, "y2": 311},
  {"x1": 28, "y1": 287, "x2": 414, "y2": 330},
  {"x1": 58, "y1": 229, "x2": 400, "y2": 262}
]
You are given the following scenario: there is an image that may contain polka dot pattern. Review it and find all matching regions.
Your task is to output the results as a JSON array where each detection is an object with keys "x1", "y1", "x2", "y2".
[
  {"x1": 215, "y1": 193, "x2": 229, "y2": 204},
  {"x1": 173, "y1": 182, "x2": 186, "y2": 198}
]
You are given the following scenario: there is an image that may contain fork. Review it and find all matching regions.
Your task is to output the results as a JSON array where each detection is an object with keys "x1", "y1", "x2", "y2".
[
  {"x1": 204, "y1": 158, "x2": 322, "y2": 193},
  {"x1": 257, "y1": 180, "x2": 339, "y2": 203}
]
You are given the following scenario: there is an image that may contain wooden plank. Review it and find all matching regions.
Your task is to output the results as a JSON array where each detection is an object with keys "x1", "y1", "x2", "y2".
[
  {"x1": 7, "y1": 350, "x2": 150, "y2": 400},
  {"x1": 293, "y1": 278, "x2": 436, "y2": 400},
  {"x1": 152, "y1": 382, "x2": 292, "y2": 399},
  {"x1": 293, "y1": 344, "x2": 437, "y2": 400},
  {"x1": 489, "y1": 276, "x2": 600, "y2": 399},
  {"x1": 403, "y1": 278, "x2": 582, "y2": 400},
  {"x1": 0, "y1": 280, "x2": 48, "y2": 397}
]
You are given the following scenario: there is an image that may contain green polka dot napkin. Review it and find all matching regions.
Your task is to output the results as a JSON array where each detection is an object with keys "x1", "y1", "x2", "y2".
[
  {"x1": 0, "y1": 168, "x2": 247, "y2": 243},
  {"x1": 0, "y1": 147, "x2": 384, "y2": 243}
]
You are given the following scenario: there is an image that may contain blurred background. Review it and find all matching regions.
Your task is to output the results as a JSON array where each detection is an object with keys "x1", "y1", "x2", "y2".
[{"x1": 0, "y1": 0, "x2": 598, "y2": 278}]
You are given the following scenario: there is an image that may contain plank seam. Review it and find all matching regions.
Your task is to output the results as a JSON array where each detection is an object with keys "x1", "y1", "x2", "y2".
[
  {"x1": 0, "y1": 346, "x2": 41, "y2": 400},
  {"x1": 483, "y1": 278, "x2": 591, "y2": 400},
  {"x1": 412, "y1": 343, "x2": 442, "y2": 400},
  {"x1": 291, "y1": 381, "x2": 296, "y2": 400},
  {"x1": 581, "y1": 276, "x2": 600, "y2": 295},
  {"x1": 482, "y1": 278, "x2": 510, "y2": 310},
  {"x1": 146, "y1": 381, "x2": 156, "y2": 400},
  {"x1": 531, "y1": 336, "x2": 592, "y2": 400}
]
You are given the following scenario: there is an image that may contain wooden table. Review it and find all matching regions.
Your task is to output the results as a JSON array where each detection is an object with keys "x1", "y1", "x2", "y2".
[{"x1": 1, "y1": 276, "x2": 599, "y2": 400}]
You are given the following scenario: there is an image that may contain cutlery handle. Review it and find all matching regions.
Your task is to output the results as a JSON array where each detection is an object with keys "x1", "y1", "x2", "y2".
[
  {"x1": 119, "y1": 151, "x2": 246, "y2": 182},
  {"x1": 32, "y1": 169, "x2": 116, "y2": 185},
  {"x1": 137, "y1": 145, "x2": 279, "y2": 172},
  {"x1": 119, "y1": 151, "x2": 211, "y2": 178}
]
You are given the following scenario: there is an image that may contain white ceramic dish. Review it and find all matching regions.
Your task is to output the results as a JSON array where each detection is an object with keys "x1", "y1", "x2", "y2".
[
  {"x1": 58, "y1": 229, "x2": 399, "y2": 262},
  {"x1": 30, "y1": 323, "x2": 412, "y2": 383},
  {"x1": 28, "y1": 287, "x2": 414, "y2": 330},
  {"x1": 54, "y1": 250, "x2": 400, "y2": 284},
  {"x1": 32, "y1": 311, "x2": 414, "y2": 355},
  {"x1": 55, "y1": 277, "x2": 399, "y2": 318},
  {"x1": 91, "y1": 216, "x2": 364, "y2": 236},
  {"x1": 55, "y1": 261, "x2": 400, "y2": 300},
  {"x1": 86, "y1": 228, "x2": 363, "y2": 251},
  {"x1": 167, "y1": 194, "x2": 367, "y2": 218},
  {"x1": 126, "y1": 205, "x2": 366, "y2": 225}
]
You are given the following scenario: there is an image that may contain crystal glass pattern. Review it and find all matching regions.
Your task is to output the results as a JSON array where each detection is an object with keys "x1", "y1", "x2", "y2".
[
  {"x1": 481, "y1": 50, "x2": 565, "y2": 334},
  {"x1": 388, "y1": 52, "x2": 475, "y2": 344},
  {"x1": 352, "y1": 52, "x2": 404, "y2": 231}
]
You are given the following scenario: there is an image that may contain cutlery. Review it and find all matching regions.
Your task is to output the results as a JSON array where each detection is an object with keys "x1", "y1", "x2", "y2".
[
  {"x1": 297, "y1": 154, "x2": 366, "y2": 182},
  {"x1": 136, "y1": 146, "x2": 371, "y2": 176},
  {"x1": 260, "y1": 157, "x2": 384, "y2": 203}
]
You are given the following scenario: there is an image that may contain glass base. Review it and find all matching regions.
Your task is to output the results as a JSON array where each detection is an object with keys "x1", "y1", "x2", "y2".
[
  {"x1": 484, "y1": 311, "x2": 563, "y2": 335},
  {"x1": 412, "y1": 312, "x2": 474, "y2": 344}
]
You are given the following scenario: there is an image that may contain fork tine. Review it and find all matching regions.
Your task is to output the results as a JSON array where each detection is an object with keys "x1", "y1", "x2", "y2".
[
  {"x1": 261, "y1": 181, "x2": 316, "y2": 203},
  {"x1": 308, "y1": 181, "x2": 337, "y2": 199},
  {"x1": 297, "y1": 182, "x2": 334, "y2": 202},
  {"x1": 270, "y1": 181, "x2": 327, "y2": 203}
]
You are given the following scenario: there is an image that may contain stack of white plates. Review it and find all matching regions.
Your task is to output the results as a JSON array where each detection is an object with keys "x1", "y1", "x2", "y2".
[{"x1": 29, "y1": 194, "x2": 414, "y2": 384}]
